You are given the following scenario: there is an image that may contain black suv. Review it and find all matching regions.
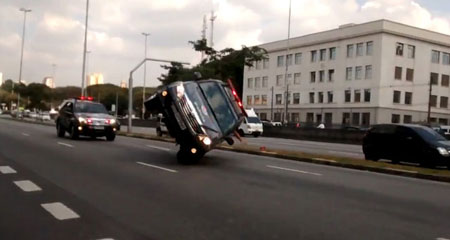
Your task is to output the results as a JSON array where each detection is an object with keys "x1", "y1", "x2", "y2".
[
  {"x1": 363, "y1": 124, "x2": 450, "y2": 168},
  {"x1": 55, "y1": 97, "x2": 119, "y2": 141},
  {"x1": 145, "y1": 79, "x2": 246, "y2": 163}
]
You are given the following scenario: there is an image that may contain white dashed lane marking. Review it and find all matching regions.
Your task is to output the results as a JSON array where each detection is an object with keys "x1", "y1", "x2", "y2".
[
  {"x1": 22, "y1": 133, "x2": 30, "y2": 137},
  {"x1": 267, "y1": 165, "x2": 322, "y2": 176},
  {"x1": 41, "y1": 202, "x2": 80, "y2": 220},
  {"x1": 0, "y1": 166, "x2": 17, "y2": 174},
  {"x1": 137, "y1": 162, "x2": 178, "y2": 173},
  {"x1": 14, "y1": 180, "x2": 42, "y2": 192},
  {"x1": 146, "y1": 145, "x2": 171, "y2": 151},
  {"x1": 57, "y1": 142, "x2": 74, "y2": 148}
]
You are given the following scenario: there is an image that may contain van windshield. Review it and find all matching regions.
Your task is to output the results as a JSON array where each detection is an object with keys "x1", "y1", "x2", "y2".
[
  {"x1": 414, "y1": 127, "x2": 447, "y2": 142},
  {"x1": 247, "y1": 117, "x2": 261, "y2": 124}
]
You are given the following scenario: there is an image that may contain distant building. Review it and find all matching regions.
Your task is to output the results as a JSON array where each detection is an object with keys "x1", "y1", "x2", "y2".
[
  {"x1": 243, "y1": 19, "x2": 450, "y2": 126},
  {"x1": 120, "y1": 80, "x2": 127, "y2": 88},
  {"x1": 87, "y1": 73, "x2": 104, "y2": 86},
  {"x1": 43, "y1": 76, "x2": 55, "y2": 88},
  {"x1": 19, "y1": 80, "x2": 27, "y2": 85},
  {"x1": 0, "y1": 72, "x2": 3, "y2": 85}
]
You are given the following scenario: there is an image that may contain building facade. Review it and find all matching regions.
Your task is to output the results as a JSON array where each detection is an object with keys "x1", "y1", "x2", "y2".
[
  {"x1": 243, "y1": 19, "x2": 450, "y2": 127},
  {"x1": 43, "y1": 76, "x2": 55, "y2": 88},
  {"x1": 87, "y1": 73, "x2": 104, "y2": 86}
]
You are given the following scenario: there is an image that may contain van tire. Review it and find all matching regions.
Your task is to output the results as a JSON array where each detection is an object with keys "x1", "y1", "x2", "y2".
[
  {"x1": 57, "y1": 122, "x2": 65, "y2": 138},
  {"x1": 238, "y1": 129, "x2": 245, "y2": 136}
]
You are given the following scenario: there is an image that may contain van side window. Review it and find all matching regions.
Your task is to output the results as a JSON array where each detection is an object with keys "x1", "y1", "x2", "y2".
[{"x1": 371, "y1": 125, "x2": 396, "y2": 134}]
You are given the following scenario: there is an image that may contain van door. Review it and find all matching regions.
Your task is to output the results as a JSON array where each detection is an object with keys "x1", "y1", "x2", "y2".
[{"x1": 395, "y1": 126, "x2": 421, "y2": 162}]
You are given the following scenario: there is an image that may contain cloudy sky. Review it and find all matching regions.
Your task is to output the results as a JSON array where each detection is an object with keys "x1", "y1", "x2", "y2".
[{"x1": 1, "y1": 0, "x2": 450, "y2": 88}]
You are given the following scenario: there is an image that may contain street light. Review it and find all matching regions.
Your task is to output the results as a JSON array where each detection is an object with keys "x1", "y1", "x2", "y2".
[
  {"x1": 81, "y1": 0, "x2": 89, "y2": 97},
  {"x1": 15, "y1": 7, "x2": 31, "y2": 110},
  {"x1": 141, "y1": 32, "x2": 150, "y2": 119},
  {"x1": 85, "y1": 50, "x2": 91, "y2": 95},
  {"x1": 283, "y1": 0, "x2": 292, "y2": 124}
]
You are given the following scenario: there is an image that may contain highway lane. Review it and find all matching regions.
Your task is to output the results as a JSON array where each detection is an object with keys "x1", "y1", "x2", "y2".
[
  {"x1": 121, "y1": 125, "x2": 365, "y2": 158},
  {"x1": 1, "y1": 118, "x2": 450, "y2": 240}
]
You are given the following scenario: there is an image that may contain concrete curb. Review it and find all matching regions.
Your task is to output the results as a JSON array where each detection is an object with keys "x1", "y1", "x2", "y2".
[{"x1": 2, "y1": 116, "x2": 450, "y2": 183}]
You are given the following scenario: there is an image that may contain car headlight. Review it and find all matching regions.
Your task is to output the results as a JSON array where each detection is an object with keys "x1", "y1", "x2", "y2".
[
  {"x1": 78, "y1": 117, "x2": 86, "y2": 124},
  {"x1": 437, "y1": 147, "x2": 449, "y2": 156},
  {"x1": 198, "y1": 135, "x2": 212, "y2": 145},
  {"x1": 176, "y1": 85, "x2": 185, "y2": 98},
  {"x1": 109, "y1": 119, "x2": 116, "y2": 125}
]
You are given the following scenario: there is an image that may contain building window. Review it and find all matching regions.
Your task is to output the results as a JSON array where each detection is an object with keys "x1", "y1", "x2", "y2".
[
  {"x1": 406, "y1": 68, "x2": 414, "y2": 81},
  {"x1": 277, "y1": 55, "x2": 284, "y2": 67},
  {"x1": 395, "y1": 67, "x2": 402, "y2": 80},
  {"x1": 363, "y1": 65, "x2": 372, "y2": 80},
  {"x1": 342, "y1": 112, "x2": 350, "y2": 125},
  {"x1": 431, "y1": 72, "x2": 439, "y2": 85},
  {"x1": 430, "y1": 95, "x2": 437, "y2": 107},
  {"x1": 432, "y1": 50, "x2": 440, "y2": 63},
  {"x1": 263, "y1": 58, "x2": 269, "y2": 69},
  {"x1": 352, "y1": 113, "x2": 360, "y2": 125},
  {"x1": 319, "y1": 49, "x2": 326, "y2": 61},
  {"x1": 362, "y1": 113, "x2": 371, "y2": 126},
  {"x1": 255, "y1": 77, "x2": 261, "y2": 88},
  {"x1": 396, "y1": 42, "x2": 404, "y2": 56},
  {"x1": 318, "y1": 92, "x2": 324, "y2": 103},
  {"x1": 310, "y1": 71, "x2": 316, "y2": 83},
  {"x1": 260, "y1": 112, "x2": 267, "y2": 120},
  {"x1": 262, "y1": 76, "x2": 268, "y2": 88},
  {"x1": 405, "y1": 92, "x2": 412, "y2": 105},
  {"x1": 255, "y1": 60, "x2": 261, "y2": 70},
  {"x1": 247, "y1": 78, "x2": 253, "y2": 88},
  {"x1": 364, "y1": 89, "x2": 371, "y2": 102},
  {"x1": 366, "y1": 41, "x2": 373, "y2": 56},
  {"x1": 404, "y1": 115, "x2": 412, "y2": 124},
  {"x1": 354, "y1": 90, "x2": 361, "y2": 102},
  {"x1": 309, "y1": 92, "x2": 315, "y2": 103},
  {"x1": 407, "y1": 45, "x2": 415, "y2": 59},
  {"x1": 254, "y1": 95, "x2": 261, "y2": 105},
  {"x1": 328, "y1": 69, "x2": 335, "y2": 82},
  {"x1": 306, "y1": 113, "x2": 314, "y2": 123},
  {"x1": 347, "y1": 44, "x2": 354, "y2": 58},
  {"x1": 392, "y1": 114, "x2": 400, "y2": 123},
  {"x1": 443, "y1": 53, "x2": 450, "y2": 65},
  {"x1": 346, "y1": 67, "x2": 353, "y2": 81},
  {"x1": 441, "y1": 96, "x2": 448, "y2": 108},
  {"x1": 293, "y1": 93, "x2": 300, "y2": 104},
  {"x1": 261, "y1": 95, "x2": 267, "y2": 105},
  {"x1": 442, "y1": 74, "x2": 449, "y2": 87},
  {"x1": 311, "y1": 50, "x2": 317, "y2": 62},
  {"x1": 274, "y1": 112, "x2": 282, "y2": 122},
  {"x1": 294, "y1": 73, "x2": 301, "y2": 85},
  {"x1": 393, "y1": 90, "x2": 401, "y2": 104},
  {"x1": 295, "y1": 53, "x2": 302, "y2": 64},
  {"x1": 355, "y1": 66, "x2": 363, "y2": 80},
  {"x1": 291, "y1": 113, "x2": 300, "y2": 122},
  {"x1": 324, "y1": 113, "x2": 332, "y2": 126},
  {"x1": 327, "y1": 91, "x2": 333, "y2": 103},
  {"x1": 286, "y1": 74, "x2": 292, "y2": 84},
  {"x1": 319, "y1": 70, "x2": 325, "y2": 82},
  {"x1": 275, "y1": 94, "x2": 282, "y2": 105},
  {"x1": 356, "y1": 43, "x2": 364, "y2": 56},
  {"x1": 286, "y1": 54, "x2": 293, "y2": 66},
  {"x1": 247, "y1": 95, "x2": 252, "y2": 105},
  {"x1": 439, "y1": 118, "x2": 449, "y2": 125},
  {"x1": 276, "y1": 75, "x2": 283, "y2": 86},
  {"x1": 345, "y1": 90, "x2": 351, "y2": 103},
  {"x1": 329, "y1": 47, "x2": 336, "y2": 60}
]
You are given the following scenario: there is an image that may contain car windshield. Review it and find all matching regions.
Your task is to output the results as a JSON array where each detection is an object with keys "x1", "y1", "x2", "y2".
[
  {"x1": 247, "y1": 117, "x2": 261, "y2": 124},
  {"x1": 414, "y1": 127, "x2": 447, "y2": 142},
  {"x1": 198, "y1": 82, "x2": 238, "y2": 135},
  {"x1": 75, "y1": 102, "x2": 108, "y2": 114}
]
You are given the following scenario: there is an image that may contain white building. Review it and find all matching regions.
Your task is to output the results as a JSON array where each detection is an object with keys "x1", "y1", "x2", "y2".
[
  {"x1": 243, "y1": 19, "x2": 450, "y2": 127},
  {"x1": 0, "y1": 72, "x2": 3, "y2": 86},
  {"x1": 87, "y1": 73, "x2": 104, "y2": 86},
  {"x1": 43, "y1": 76, "x2": 55, "y2": 88}
]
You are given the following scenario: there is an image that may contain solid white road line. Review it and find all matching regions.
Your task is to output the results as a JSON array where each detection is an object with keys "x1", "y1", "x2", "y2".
[
  {"x1": 385, "y1": 168, "x2": 417, "y2": 174},
  {"x1": 22, "y1": 133, "x2": 30, "y2": 137},
  {"x1": 136, "y1": 161, "x2": 178, "y2": 173},
  {"x1": 0, "y1": 166, "x2": 17, "y2": 174},
  {"x1": 436, "y1": 238, "x2": 450, "y2": 240},
  {"x1": 146, "y1": 145, "x2": 171, "y2": 151},
  {"x1": 267, "y1": 165, "x2": 322, "y2": 176},
  {"x1": 57, "y1": 142, "x2": 74, "y2": 148},
  {"x1": 41, "y1": 202, "x2": 80, "y2": 220},
  {"x1": 14, "y1": 180, "x2": 42, "y2": 192}
]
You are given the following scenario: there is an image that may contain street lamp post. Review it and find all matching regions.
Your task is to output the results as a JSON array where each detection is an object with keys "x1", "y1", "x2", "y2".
[
  {"x1": 14, "y1": 7, "x2": 31, "y2": 111},
  {"x1": 141, "y1": 32, "x2": 150, "y2": 119},
  {"x1": 283, "y1": 0, "x2": 292, "y2": 124},
  {"x1": 81, "y1": 0, "x2": 89, "y2": 97}
]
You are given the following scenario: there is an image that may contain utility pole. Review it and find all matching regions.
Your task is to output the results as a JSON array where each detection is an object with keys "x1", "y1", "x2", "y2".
[
  {"x1": 141, "y1": 32, "x2": 150, "y2": 119},
  {"x1": 81, "y1": 0, "x2": 89, "y2": 97},
  {"x1": 209, "y1": 10, "x2": 217, "y2": 48},
  {"x1": 201, "y1": 15, "x2": 207, "y2": 61},
  {"x1": 115, "y1": 92, "x2": 119, "y2": 117},
  {"x1": 270, "y1": 86, "x2": 274, "y2": 121},
  {"x1": 15, "y1": 8, "x2": 31, "y2": 111},
  {"x1": 427, "y1": 78, "x2": 433, "y2": 123},
  {"x1": 283, "y1": 0, "x2": 292, "y2": 124}
]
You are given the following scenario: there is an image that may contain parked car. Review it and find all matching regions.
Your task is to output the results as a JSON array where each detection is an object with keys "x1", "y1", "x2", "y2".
[
  {"x1": 39, "y1": 112, "x2": 51, "y2": 121},
  {"x1": 145, "y1": 79, "x2": 246, "y2": 164},
  {"x1": 363, "y1": 124, "x2": 450, "y2": 168}
]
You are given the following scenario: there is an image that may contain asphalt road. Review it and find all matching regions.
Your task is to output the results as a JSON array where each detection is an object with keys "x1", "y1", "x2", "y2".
[
  {"x1": 121, "y1": 125, "x2": 365, "y2": 159},
  {"x1": 1, "y1": 118, "x2": 450, "y2": 240}
]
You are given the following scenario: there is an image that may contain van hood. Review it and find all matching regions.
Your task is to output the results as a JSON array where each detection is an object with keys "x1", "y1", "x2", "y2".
[{"x1": 435, "y1": 141, "x2": 450, "y2": 149}]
